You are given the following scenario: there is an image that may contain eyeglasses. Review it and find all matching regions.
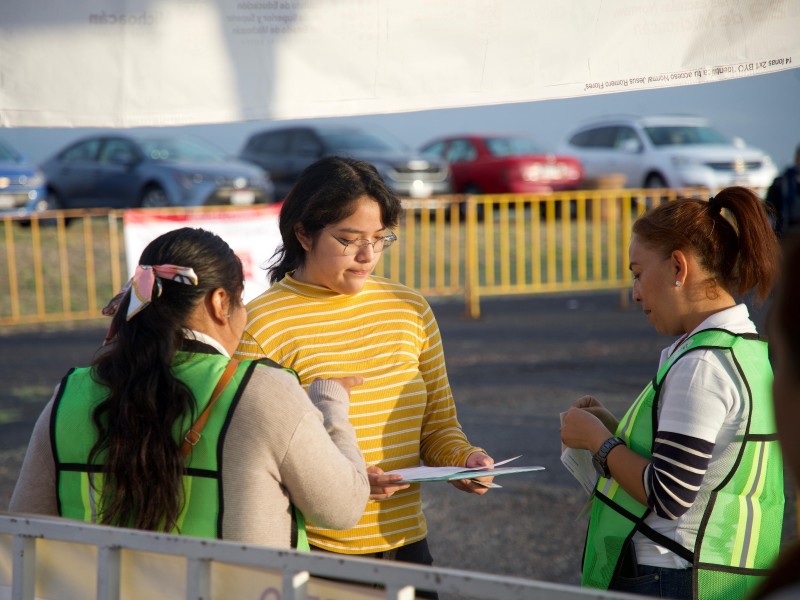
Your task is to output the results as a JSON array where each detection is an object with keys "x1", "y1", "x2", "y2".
[{"x1": 327, "y1": 230, "x2": 398, "y2": 256}]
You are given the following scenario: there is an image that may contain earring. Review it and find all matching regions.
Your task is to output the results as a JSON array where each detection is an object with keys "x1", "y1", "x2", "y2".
[
  {"x1": 226, "y1": 313, "x2": 231, "y2": 319},
  {"x1": 675, "y1": 280, "x2": 682, "y2": 287}
]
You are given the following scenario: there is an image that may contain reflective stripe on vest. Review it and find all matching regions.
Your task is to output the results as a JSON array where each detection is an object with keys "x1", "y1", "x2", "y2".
[
  {"x1": 52, "y1": 353, "x2": 310, "y2": 550},
  {"x1": 582, "y1": 329, "x2": 784, "y2": 599}
]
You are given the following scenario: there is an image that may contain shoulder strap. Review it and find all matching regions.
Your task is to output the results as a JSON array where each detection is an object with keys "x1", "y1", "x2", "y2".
[{"x1": 181, "y1": 358, "x2": 240, "y2": 460}]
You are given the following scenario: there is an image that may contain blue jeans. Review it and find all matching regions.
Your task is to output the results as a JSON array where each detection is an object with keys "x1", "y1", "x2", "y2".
[{"x1": 609, "y1": 564, "x2": 692, "y2": 599}]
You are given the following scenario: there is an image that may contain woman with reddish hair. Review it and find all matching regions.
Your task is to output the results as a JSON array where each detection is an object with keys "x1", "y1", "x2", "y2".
[{"x1": 562, "y1": 186, "x2": 784, "y2": 599}]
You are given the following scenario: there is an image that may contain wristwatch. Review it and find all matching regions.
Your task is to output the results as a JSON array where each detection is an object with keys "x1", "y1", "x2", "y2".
[{"x1": 592, "y1": 436, "x2": 625, "y2": 479}]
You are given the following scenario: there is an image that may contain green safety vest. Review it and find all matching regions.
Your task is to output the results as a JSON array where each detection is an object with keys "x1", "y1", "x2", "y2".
[
  {"x1": 582, "y1": 329, "x2": 784, "y2": 600},
  {"x1": 51, "y1": 351, "x2": 309, "y2": 550}
]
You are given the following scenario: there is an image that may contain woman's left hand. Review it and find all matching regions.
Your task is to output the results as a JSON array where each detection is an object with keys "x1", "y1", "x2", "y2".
[
  {"x1": 560, "y1": 407, "x2": 612, "y2": 453},
  {"x1": 449, "y1": 451, "x2": 495, "y2": 495}
]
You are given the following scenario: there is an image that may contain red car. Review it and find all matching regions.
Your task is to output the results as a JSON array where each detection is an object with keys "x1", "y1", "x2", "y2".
[{"x1": 420, "y1": 134, "x2": 583, "y2": 195}]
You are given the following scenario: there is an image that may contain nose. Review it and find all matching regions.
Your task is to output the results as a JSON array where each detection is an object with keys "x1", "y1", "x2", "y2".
[
  {"x1": 354, "y1": 243, "x2": 376, "y2": 261},
  {"x1": 631, "y1": 281, "x2": 641, "y2": 303}
]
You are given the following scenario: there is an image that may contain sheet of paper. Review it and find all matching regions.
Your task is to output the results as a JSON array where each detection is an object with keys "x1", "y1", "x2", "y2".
[
  {"x1": 386, "y1": 455, "x2": 521, "y2": 481},
  {"x1": 385, "y1": 456, "x2": 544, "y2": 483},
  {"x1": 559, "y1": 411, "x2": 598, "y2": 495}
]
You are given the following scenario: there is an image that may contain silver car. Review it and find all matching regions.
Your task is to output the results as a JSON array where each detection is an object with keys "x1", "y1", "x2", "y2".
[{"x1": 558, "y1": 115, "x2": 778, "y2": 196}]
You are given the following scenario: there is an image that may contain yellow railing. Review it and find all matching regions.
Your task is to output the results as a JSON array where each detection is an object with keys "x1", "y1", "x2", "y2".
[
  {"x1": 387, "y1": 188, "x2": 705, "y2": 318},
  {"x1": 0, "y1": 188, "x2": 708, "y2": 327},
  {"x1": 1, "y1": 209, "x2": 126, "y2": 326}
]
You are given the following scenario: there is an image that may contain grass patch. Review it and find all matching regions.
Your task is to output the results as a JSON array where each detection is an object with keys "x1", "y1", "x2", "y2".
[
  {"x1": 0, "y1": 408, "x2": 22, "y2": 424},
  {"x1": 8, "y1": 385, "x2": 55, "y2": 404}
]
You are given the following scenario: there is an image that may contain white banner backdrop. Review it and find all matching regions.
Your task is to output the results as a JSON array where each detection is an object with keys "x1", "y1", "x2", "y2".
[
  {"x1": 1, "y1": 0, "x2": 798, "y2": 128},
  {"x1": 122, "y1": 206, "x2": 282, "y2": 302}
]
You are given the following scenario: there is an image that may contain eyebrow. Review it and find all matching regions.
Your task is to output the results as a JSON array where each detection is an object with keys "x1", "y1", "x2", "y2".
[{"x1": 334, "y1": 226, "x2": 388, "y2": 235}]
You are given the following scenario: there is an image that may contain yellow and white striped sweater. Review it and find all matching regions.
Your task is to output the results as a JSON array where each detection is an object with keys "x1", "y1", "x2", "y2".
[{"x1": 235, "y1": 273, "x2": 482, "y2": 554}]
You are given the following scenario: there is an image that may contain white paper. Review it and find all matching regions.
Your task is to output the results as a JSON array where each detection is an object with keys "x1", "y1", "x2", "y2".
[
  {"x1": 385, "y1": 456, "x2": 544, "y2": 484},
  {"x1": 560, "y1": 446, "x2": 598, "y2": 496},
  {"x1": 387, "y1": 455, "x2": 522, "y2": 481},
  {"x1": 559, "y1": 412, "x2": 598, "y2": 495}
]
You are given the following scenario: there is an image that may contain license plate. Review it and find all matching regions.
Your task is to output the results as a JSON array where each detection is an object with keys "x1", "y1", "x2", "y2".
[
  {"x1": 0, "y1": 194, "x2": 16, "y2": 209},
  {"x1": 230, "y1": 190, "x2": 255, "y2": 205}
]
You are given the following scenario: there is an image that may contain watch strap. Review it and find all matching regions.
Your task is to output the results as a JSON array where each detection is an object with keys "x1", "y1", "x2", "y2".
[{"x1": 593, "y1": 436, "x2": 625, "y2": 478}]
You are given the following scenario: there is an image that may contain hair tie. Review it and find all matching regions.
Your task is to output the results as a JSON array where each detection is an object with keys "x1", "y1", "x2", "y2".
[
  {"x1": 707, "y1": 195, "x2": 722, "y2": 215},
  {"x1": 102, "y1": 264, "x2": 199, "y2": 321}
]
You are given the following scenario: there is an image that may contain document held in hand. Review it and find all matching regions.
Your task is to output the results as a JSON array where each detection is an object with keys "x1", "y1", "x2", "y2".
[
  {"x1": 559, "y1": 411, "x2": 599, "y2": 495},
  {"x1": 385, "y1": 455, "x2": 544, "y2": 483}
]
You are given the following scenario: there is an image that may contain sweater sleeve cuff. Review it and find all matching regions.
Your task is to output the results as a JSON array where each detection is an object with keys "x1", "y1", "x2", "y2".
[{"x1": 308, "y1": 378, "x2": 350, "y2": 408}]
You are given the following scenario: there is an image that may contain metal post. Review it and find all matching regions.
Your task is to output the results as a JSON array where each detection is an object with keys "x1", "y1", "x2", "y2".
[
  {"x1": 186, "y1": 557, "x2": 211, "y2": 600},
  {"x1": 97, "y1": 545, "x2": 121, "y2": 600},
  {"x1": 11, "y1": 535, "x2": 35, "y2": 600},
  {"x1": 282, "y1": 569, "x2": 309, "y2": 600}
]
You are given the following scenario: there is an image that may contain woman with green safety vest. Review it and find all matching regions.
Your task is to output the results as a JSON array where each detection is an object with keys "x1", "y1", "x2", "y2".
[
  {"x1": 561, "y1": 186, "x2": 784, "y2": 600},
  {"x1": 9, "y1": 227, "x2": 369, "y2": 548}
]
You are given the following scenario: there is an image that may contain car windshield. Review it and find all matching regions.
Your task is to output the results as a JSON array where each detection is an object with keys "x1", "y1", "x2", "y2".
[
  {"x1": 318, "y1": 129, "x2": 407, "y2": 152},
  {"x1": 643, "y1": 125, "x2": 730, "y2": 147},
  {"x1": 0, "y1": 140, "x2": 21, "y2": 162},
  {"x1": 485, "y1": 137, "x2": 544, "y2": 157},
  {"x1": 137, "y1": 137, "x2": 228, "y2": 162}
]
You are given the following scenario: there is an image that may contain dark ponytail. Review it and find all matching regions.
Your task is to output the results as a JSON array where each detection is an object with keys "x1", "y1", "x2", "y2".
[
  {"x1": 633, "y1": 186, "x2": 779, "y2": 302},
  {"x1": 90, "y1": 227, "x2": 242, "y2": 531}
]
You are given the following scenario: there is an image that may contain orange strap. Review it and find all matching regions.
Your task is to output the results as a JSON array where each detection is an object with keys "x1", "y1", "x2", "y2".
[{"x1": 181, "y1": 359, "x2": 240, "y2": 460}]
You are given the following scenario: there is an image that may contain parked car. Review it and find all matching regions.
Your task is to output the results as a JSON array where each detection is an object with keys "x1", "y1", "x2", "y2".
[
  {"x1": 0, "y1": 137, "x2": 48, "y2": 216},
  {"x1": 419, "y1": 133, "x2": 583, "y2": 195},
  {"x1": 558, "y1": 115, "x2": 778, "y2": 195},
  {"x1": 41, "y1": 134, "x2": 274, "y2": 210},
  {"x1": 239, "y1": 125, "x2": 451, "y2": 201}
]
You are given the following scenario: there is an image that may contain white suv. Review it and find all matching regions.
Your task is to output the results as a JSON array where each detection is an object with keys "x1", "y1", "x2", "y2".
[{"x1": 558, "y1": 115, "x2": 777, "y2": 196}]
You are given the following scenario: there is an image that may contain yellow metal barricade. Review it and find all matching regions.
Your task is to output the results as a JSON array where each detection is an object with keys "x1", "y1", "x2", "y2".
[
  {"x1": 460, "y1": 187, "x2": 707, "y2": 318},
  {"x1": 0, "y1": 209, "x2": 126, "y2": 326},
  {"x1": 0, "y1": 188, "x2": 709, "y2": 327}
]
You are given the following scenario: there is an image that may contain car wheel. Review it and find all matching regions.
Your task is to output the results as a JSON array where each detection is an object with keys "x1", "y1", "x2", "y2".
[
  {"x1": 461, "y1": 185, "x2": 486, "y2": 221},
  {"x1": 140, "y1": 185, "x2": 169, "y2": 208},
  {"x1": 644, "y1": 173, "x2": 668, "y2": 189}
]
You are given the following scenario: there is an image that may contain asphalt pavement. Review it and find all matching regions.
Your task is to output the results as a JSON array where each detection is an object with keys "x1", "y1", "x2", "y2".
[{"x1": 0, "y1": 291, "x2": 795, "y2": 590}]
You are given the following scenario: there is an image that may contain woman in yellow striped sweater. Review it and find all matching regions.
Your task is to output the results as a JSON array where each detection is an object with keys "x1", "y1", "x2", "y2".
[{"x1": 235, "y1": 156, "x2": 494, "y2": 596}]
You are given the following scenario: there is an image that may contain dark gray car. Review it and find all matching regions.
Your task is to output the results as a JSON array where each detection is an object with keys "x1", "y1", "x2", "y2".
[{"x1": 239, "y1": 125, "x2": 451, "y2": 201}]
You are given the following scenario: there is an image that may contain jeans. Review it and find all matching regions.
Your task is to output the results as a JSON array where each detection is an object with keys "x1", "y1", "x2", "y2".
[
  {"x1": 311, "y1": 538, "x2": 439, "y2": 600},
  {"x1": 609, "y1": 564, "x2": 692, "y2": 599}
]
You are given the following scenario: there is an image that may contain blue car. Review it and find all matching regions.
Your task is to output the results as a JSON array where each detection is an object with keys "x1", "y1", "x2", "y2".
[
  {"x1": 0, "y1": 138, "x2": 48, "y2": 216},
  {"x1": 41, "y1": 134, "x2": 275, "y2": 210}
]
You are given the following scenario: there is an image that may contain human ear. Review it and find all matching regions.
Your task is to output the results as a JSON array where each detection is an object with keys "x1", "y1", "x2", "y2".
[
  {"x1": 208, "y1": 288, "x2": 230, "y2": 323},
  {"x1": 671, "y1": 250, "x2": 689, "y2": 286},
  {"x1": 294, "y1": 224, "x2": 313, "y2": 252}
]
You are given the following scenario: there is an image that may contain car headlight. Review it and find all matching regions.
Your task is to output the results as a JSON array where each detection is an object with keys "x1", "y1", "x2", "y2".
[
  {"x1": 521, "y1": 164, "x2": 543, "y2": 182},
  {"x1": 173, "y1": 172, "x2": 204, "y2": 188}
]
